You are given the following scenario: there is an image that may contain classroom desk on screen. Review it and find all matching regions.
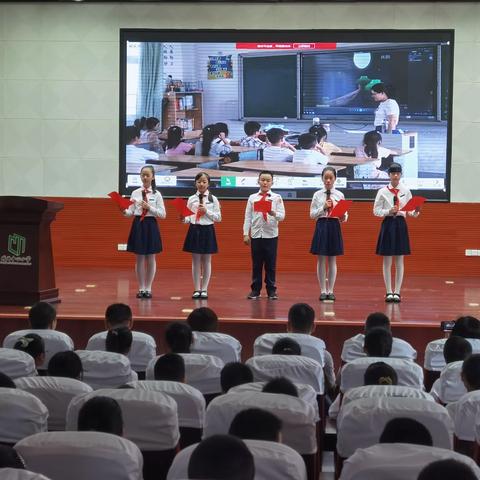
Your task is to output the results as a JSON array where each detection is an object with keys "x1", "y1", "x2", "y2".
[
  {"x1": 221, "y1": 161, "x2": 344, "y2": 177},
  {"x1": 173, "y1": 168, "x2": 259, "y2": 179},
  {"x1": 127, "y1": 163, "x2": 177, "y2": 174},
  {"x1": 147, "y1": 154, "x2": 219, "y2": 170}
]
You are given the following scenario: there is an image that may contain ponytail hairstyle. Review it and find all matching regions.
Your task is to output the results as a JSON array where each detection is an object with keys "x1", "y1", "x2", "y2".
[
  {"x1": 363, "y1": 130, "x2": 382, "y2": 159},
  {"x1": 308, "y1": 125, "x2": 328, "y2": 144},
  {"x1": 106, "y1": 327, "x2": 133, "y2": 356},
  {"x1": 201, "y1": 124, "x2": 216, "y2": 156},
  {"x1": 166, "y1": 125, "x2": 183, "y2": 150},
  {"x1": 14, "y1": 333, "x2": 45, "y2": 361},
  {"x1": 141, "y1": 165, "x2": 156, "y2": 193},
  {"x1": 364, "y1": 361, "x2": 398, "y2": 386}
]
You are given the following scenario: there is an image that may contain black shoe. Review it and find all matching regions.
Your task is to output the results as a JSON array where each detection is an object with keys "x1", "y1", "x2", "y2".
[
  {"x1": 143, "y1": 291, "x2": 152, "y2": 299},
  {"x1": 319, "y1": 293, "x2": 328, "y2": 301},
  {"x1": 200, "y1": 291, "x2": 208, "y2": 299},
  {"x1": 192, "y1": 291, "x2": 201, "y2": 299},
  {"x1": 268, "y1": 292, "x2": 278, "y2": 300},
  {"x1": 247, "y1": 291, "x2": 260, "y2": 299},
  {"x1": 136, "y1": 290, "x2": 145, "y2": 299},
  {"x1": 327, "y1": 293, "x2": 336, "y2": 301},
  {"x1": 393, "y1": 293, "x2": 401, "y2": 303},
  {"x1": 385, "y1": 293, "x2": 394, "y2": 303}
]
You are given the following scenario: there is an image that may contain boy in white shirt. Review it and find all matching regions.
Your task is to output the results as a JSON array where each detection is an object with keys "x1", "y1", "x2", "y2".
[
  {"x1": 262, "y1": 128, "x2": 295, "y2": 162},
  {"x1": 293, "y1": 133, "x2": 329, "y2": 165}
]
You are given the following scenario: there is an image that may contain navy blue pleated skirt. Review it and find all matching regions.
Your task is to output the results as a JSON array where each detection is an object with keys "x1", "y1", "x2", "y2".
[
  {"x1": 183, "y1": 224, "x2": 218, "y2": 254},
  {"x1": 127, "y1": 216, "x2": 162, "y2": 255},
  {"x1": 376, "y1": 215, "x2": 411, "y2": 256},
  {"x1": 310, "y1": 218, "x2": 344, "y2": 256}
]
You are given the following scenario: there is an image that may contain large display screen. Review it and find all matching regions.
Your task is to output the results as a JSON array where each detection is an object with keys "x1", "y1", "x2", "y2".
[{"x1": 120, "y1": 29, "x2": 454, "y2": 201}]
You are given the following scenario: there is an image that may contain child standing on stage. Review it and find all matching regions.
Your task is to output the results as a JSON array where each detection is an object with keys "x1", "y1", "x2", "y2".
[
  {"x1": 310, "y1": 166, "x2": 347, "y2": 302},
  {"x1": 374, "y1": 162, "x2": 420, "y2": 303},
  {"x1": 182, "y1": 172, "x2": 221, "y2": 300},
  {"x1": 125, "y1": 165, "x2": 166, "y2": 299},
  {"x1": 243, "y1": 171, "x2": 285, "y2": 300}
]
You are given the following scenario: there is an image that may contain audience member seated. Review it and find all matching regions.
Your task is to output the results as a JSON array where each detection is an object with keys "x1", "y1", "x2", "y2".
[
  {"x1": 293, "y1": 133, "x2": 328, "y2": 165},
  {"x1": 47, "y1": 351, "x2": 83, "y2": 379},
  {"x1": 341, "y1": 312, "x2": 417, "y2": 362},
  {"x1": 364, "y1": 361, "x2": 398, "y2": 386},
  {"x1": 0, "y1": 349, "x2": 36, "y2": 379},
  {"x1": 228, "y1": 408, "x2": 282, "y2": 442},
  {"x1": 105, "y1": 327, "x2": 132, "y2": 356},
  {"x1": 240, "y1": 121, "x2": 267, "y2": 149},
  {"x1": 417, "y1": 458, "x2": 479, "y2": 480},
  {"x1": 13, "y1": 334, "x2": 45, "y2": 369},
  {"x1": 139, "y1": 117, "x2": 163, "y2": 153},
  {"x1": 2, "y1": 302, "x2": 74, "y2": 371},
  {"x1": 262, "y1": 377, "x2": 299, "y2": 398},
  {"x1": 263, "y1": 128, "x2": 295, "y2": 162},
  {"x1": 0, "y1": 444, "x2": 25, "y2": 468},
  {"x1": 78, "y1": 396, "x2": 124, "y2": 436},
  {"x1": 153, "y1": 352, "x2": 185, "y2": 382},
  {"x1": 86, "y1": 303, "x2": 156, "y2": 374},
  {"x1": 309, "y1": 125, "x2": 342, "y2": 155},
  {"x1": 220, "y1": 362, "x2": 254, "y2": 393},
  {"x1": 0, "y1": 371, "x2": 16, "y2": 388},
  {"x1": 165, "y1": 322, "x2": 193, "y2": 354},
  {"x1": 430, "y1": 336, "x2": 472, "y2": 404},
  {"x1": 272, "y1": 338, "x2": 302, "y2": 356},
  {"x1": 165, "y1": 125, "x2": 193, "y2": 156},
  {"x1": 379, "y1": 417, "x2": 433, "y2": 446}
]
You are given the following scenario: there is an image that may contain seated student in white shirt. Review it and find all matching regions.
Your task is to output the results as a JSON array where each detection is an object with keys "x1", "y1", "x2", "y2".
[
  {"x1": 293, "y1": 133, "x2": 329, "y2": 165},
  {"x1": 353, "y1": 130, "x2": 391, "y2": 179},
  {"x1": 262, "y1": 128, "x2": 296, "y2": 162},
  {"x1": 125, "y1": 126, "x2": 159, "y2": 170},
  {"x1": 240, "y1": 121, "x2": 267, "y2": 149}
]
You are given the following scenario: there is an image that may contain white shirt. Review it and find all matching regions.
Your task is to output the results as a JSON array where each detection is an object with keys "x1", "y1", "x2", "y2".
[
  {"x1": 124, "y1": 188, "x2": 166, "y2": 218},
  {"x1": 243, "y1": 190, "x2": 285, "y2": 238},
  {"x1": 263, "y1": 146, "x2": 293, "y2": 162},
  {"x1": 293, "y1": 149, "x2": 328, "y2": 165},
  {"x1": 185, "y1": 190, "x2": 221, "y2": 225},
  {"x1": 354, "y1": 145, "x2": 392, "y2": 169},
  {"x1": 126, "y1": 144, "x2": 158, "y2": 168},
  {"x1": 373, "y1": 182, "x2": 413, "y2": 218},
  {"x1": 310, "y1": 187, "x2": 347, "y2": 220},
  {"x1": 374, "y1": 98, "x2": 400, "y2": 127}
]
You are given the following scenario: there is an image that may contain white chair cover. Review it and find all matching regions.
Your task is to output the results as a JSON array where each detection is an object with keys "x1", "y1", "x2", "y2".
[
  {"x1": 146, "y1": 353, "x2": 224, "y2": 394},
  {"x1": 86, "y1": 330, "x2": 156, "y2": 372},
  {"x1": 339, "y1": 357, "x2": 424, "y2": 392},
  {"x1": 337, "y1": 396, "x2": 453, "y2": 458},
  {"x1": 246, "y1": 354, "x2": 324, "y2": 394},
  {"x1": 341, "y1": 333, "x2": 417, "y2": 363},
  {"x1": 229, "y1": 381, "x2": 319, "y2": 421},
  {"x1": 447, "y1": 390, "x2": 480, "y2": 441},
  {"x1": 191, "y1": 331, "x2": 242, "y2": 363},
  {"x1": 0, "y1": 469, "x2": 52, "y2": 480},
  {"x1": 3, "y1": 330, "x2": 74, "y2": 370},
  {"x1": 204, "y1": 391, "x2": 317, "y2": 454},
  {"x1": 127, "y1": 379, "x2": 205, "y2": 428},
  {"x1": 75, "y1": 350, "x2": 137, "y2": 389},
  {"x1": 167, "y1": 439, "x2": 307, "y2": 480},
  {"x1": 15, "y1": 431, "x2": 143, "y2": 480},
  {"x1": 0, "y1": 348, "x2": 36, "y2": 379},
  {"x1": 340, "y1": 443, "x2": 480, "y2": 480},
  {"x1": 424, "y1": 338, "x2": 480, "y2": 371},
  {"x1": 15, "y1": 376, "x2": 93, "y2": 431},
  {"x1": 0, "y1": 388, "x2": 48, "y2": 443},
  {"x1": 433, "y1": 361, "x2": 467, "y2": 404},
  {"x1": 66, "y1": 387, "x2": 179, "y2": 450},
  {"x1": 253, "y1": 333, "x2": 325, "y2": 365}
]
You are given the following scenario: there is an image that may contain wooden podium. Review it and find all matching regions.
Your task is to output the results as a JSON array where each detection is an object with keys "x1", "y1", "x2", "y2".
[{"x1": 0, "y1": 197, "x2": 63, "y2": 305}]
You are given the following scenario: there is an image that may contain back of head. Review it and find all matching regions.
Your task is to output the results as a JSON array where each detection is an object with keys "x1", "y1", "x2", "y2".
[
  {"x1": 14, "y1": 333, "x2": 45, "y2": 360},
  {"x1": 154, "y1": 353, "x2": 185, "y2": 382},
  {"x1": 379, "y1": 417, "x2": 433, "y2": 446},
  {"x1": 188, "y1": 434, "x2": 255, "y2": 480},
  {"x1": 105, "y1": 303, "x2": 132, "y2": 328},
  {"x1": 0, "y1": 371, "x2": 16, "y2": 388},
  {"x1": 266, "y1": 127, "x2": 284, "y2": 145},
  {"x1": 462, "y1": 353, "x2": 480, "y2": 391},
  {"x1": 417, "y1": 459, "x2": 478, "y2": 480},
  {"x1": 28, "y1": 301, "x2": 56, "y2": 329},
  {"x1": 364, "y1": 327, "x2": 393, "y2": 357},
  {"x1": 214, "y1": 122, "x2": 229, "y2": 137},
  {"x1": 48, "y1": 351, "x2": 83, "y2": 379},
  {"x1": 297, "y1": 133, "x2": 317, "y2": 150},
  {"x1": 288, "y1": 302, "x2": 315, "y2": 333},
  {"x1": 229, "y1": 408, "x2": 282, "y2": 442},
  {"x1": 444, "y1": 336, "x2": 472, "y2": 364},
  {"x1": 451, "y1": 316, "x2": 480, "y2": 339},
  {"x1": 0, "y1": 444, "x2": 25, "y2": 469},
  {"x1": 244, "y1": 120, "x2": 261, "y2": 136},
  {"x1": 365, "y1": 312, "x2": 390, "y2": 333},
  {"x1": 166, "y1": 125, "x2": 182, "y2": 149},
  {"x1": 308, "y1": 125, "x2": 327, "y2": 143},
  {"x1": 220, "y1": 362, "x2": 253, "y2": 393},
  {"x1": 106, "y1": 327, "x2": 133, "y2": 355},
  {"x1": 371, "y1": 82, "x2": 395, "y2": 98},
  {"x1": 78, "y1": 396, "x2": 123, "y2": 437},
  {"x1": 262, "y1": 377, "x2": 298, "y2": 398},
  {"x1": 186, "y1": 307, "x2": 218, "y2": 332},
  {"x1": 145, "y1": 116, "x2": 159, "y2": 130},
  {"x1": 362, "y1": 130, "x2": 382, "y2": 159},
  {"x1": 364, "y1": 361, "x2": 398, "y2": 386},
  {"x1": 125, "y1": 125, "x2": 141, "y2": 144},
  {"x1": 165, "y1": 322, "x2": 193, "y2": 353},
  {"x1": 272, "y1": 337, "x2": 301, "y2": 356}
]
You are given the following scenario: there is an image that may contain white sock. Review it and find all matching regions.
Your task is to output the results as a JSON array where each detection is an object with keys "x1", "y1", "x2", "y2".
[
  {"x1": 144, "y1": 254, "x2": 156, "y2": 292},
  {"x1": 317, "y1": 256, "x2": 327, "y2": 294},
  {"x1": 327, "y1": 256, "x2": 337, "y2": 293},
  {"x1": 135, "y1": 255, "x2": 147, "y2": 291},
  {"x1": 201, "y1": 254, "x2": 212, "y2": 291},
  {"x1": 394, "y1": 255, "x2": 404, "y2": 294},
  {"x1": 192, "y1": 254, "x2": 202, "y2": 291},
  {"x1": 383, "y1": 256, "x2": 393, "y2": 293}
]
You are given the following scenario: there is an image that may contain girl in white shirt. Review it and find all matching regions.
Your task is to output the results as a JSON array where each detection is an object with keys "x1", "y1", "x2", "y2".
[{"x1": 354, "y1": 131, "x2": 391, "y2": 179}]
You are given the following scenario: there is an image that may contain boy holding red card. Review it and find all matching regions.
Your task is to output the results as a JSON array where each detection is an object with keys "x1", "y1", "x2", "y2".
[{"x1": 243, "y1": 171, "x2": 285, "y2": 300}]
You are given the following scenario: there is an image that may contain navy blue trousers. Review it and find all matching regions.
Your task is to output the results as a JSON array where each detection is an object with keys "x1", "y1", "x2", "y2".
[{"x1": 250, "y1": 237, "x2": 278, "y2": 294}]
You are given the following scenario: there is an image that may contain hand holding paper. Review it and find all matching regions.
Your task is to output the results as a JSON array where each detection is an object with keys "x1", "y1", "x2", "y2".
[
  {"x1": 108, "y1": 192, "x2": 134, "y2": 211},
  {"x1": 172, "y1": 198, "x2": 194, "y2": 217},
  {"x1": 400, "y1": 196, "x2": 426, "y2": 212},
  {"x1": 329, "y1": 199, "x2": 353, "y2": 218}
]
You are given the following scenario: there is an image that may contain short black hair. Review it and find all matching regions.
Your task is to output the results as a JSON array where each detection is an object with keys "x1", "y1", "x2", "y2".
[
  {"x1": 258, "y1": 170, "x2": 274, "y2": 180},
  {"x1": 244, "y1": 121, "x2": 261, "y2": 136},
  {"x1": 154, "y1": 353, "x2": 185, "y2": 382},
  {"x1": 28, "y1": 302, "x2": 56, "y2": 329},
  {"x1": 48, "y1": 351, "x2": 83, "y2": 379},
  {"x1": 188, "y1": 435, "x2": 255, "y2": 480},
  {"x1": 364, "y1": 361, "x2": 398, "y2": 386},
  {"x1": 297, "y1": 133, "x2": 317, "y2": 150},
  {"x1": 364, "y1": 327, "x2": 393, "y2": 357},
  {"x1": 0, "y1": 444, "x2": 25, "y2": 469},
  {"x1": 0, "y1": 371, "x2": 15, "y2": 388},
  {"x1": 14, "y1": 333, "x2": 45, "y2": 360},
  {"x1": 288, "y1": 303, "x2": 315, "y2": 333},
  {"x1": 388, "y1": 162, "x2": 402, "y2": 174},
  {"x1": 418, "y1": 459, "x2": 478, "y2": 480},
  {"x1": 444, "y1": 336, "x2": 472, "y2": 364},
  {"x1": 186, "y1": 307, "x2": 218, "y2": 332},
  {"x1": 462, "y1": 353, "x2": 480, "y2": 391},
  {"x1": 451, "y1": 316, "x2": 480, "y2": 339},
  {"x1": 105, "y1": 303, "x2": 132, "y2": 327},
  {"x1": 165, "y1": 322, "x2": 192, "y2": 354},
  {"x1": 379, "y1": 417, "x2": 433, "y2": 446},
  {"x1": 229, "y1": 408, "x2": 282, "y2": 442},
  {"x1": 106, "y1": 327, "x2": 133, "y2": 355},
  {"x1": 371, "y1": 82, "x2": 396, "y2": 98},
  {"x1": 125, "y1": 125, "x2": 141, "y2": 143},
  {"x1": 78, "y1": 396, "x2": 123, "y2": 437},
  {"x1": 365, "y1": 312, "x2": 390, "y2": 332},
  {"x1": 266, "y1": 127, "x2": 284, "y2": 144},
  {"x1": 262, "y1": 377, "x2": 298, "y2": 397},
  {"x1": 220, "y1": 362, "x2": 253, "y2": 393},
  {"x1": 272, "y1": 337, "x2": 301, "y2": 356},
  {"x1": 308, "y1": 125, "x2": 327, "y2": 143}
]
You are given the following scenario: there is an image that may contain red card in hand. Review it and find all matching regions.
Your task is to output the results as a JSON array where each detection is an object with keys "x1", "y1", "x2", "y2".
[
  {"x1": 400, "y1": 196, "x2": 426, "y2": 212},
  {"x1": 329, "y1": 199, "x2": 353, "y2": 218},
  {"x1": 172, "y1": 198, "x2": 194, "y2": 217},
  {"x1": 108, "y1": 191, "x2": 134, "y2": 210}
]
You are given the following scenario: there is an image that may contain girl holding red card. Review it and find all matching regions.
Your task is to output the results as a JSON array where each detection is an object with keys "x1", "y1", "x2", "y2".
[
  {"x1": 182, "y1": 172, "x2": 222, "y2": 300},
  {"x1": 310, "y1": 166, "x2": 348, "y2": 302},
  {"x1": 125, "y1": 165, "x2": 166, "y2": 299},
  {"x1": 374, "y1": 162, "x2": 420, "y2": 303}
]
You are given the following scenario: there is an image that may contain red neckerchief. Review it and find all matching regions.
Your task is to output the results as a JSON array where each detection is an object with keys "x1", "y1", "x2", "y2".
[
  {"x1": 140, "y1": 188, "x2": 150, "y2": 222},
  {"x1": 258, "y1": 192, "x2": 271, "y2": 221},
  {"x1": 387, "y1": 187, "x2": 399, "y2": 206}
]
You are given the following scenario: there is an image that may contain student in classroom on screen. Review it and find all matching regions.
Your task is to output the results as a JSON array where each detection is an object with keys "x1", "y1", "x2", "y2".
[
  {"x1": 262, "y1": 128, "x2": 296, "y2": 162},
  {"x1": 165, "y1": 125, "x2": 194, "y2": 156},
  {"x1": 309, "y1": 124, "x2": 342, "y2": 155},
  {"x1": 354, "y1": 130, "x2": 391, "y2": 179},
  {"x1": 240, "y1": 121, "x2": 267, "y2": 149},
  {"x1": 195, "y1": 123, "x2": 232, "y2": 158},
  {"x1": 125, "y1": 126, "x2": 158, "y2": 170},
  {"x1": 293, "y1": 133, "x2": 329, "y2": 165}
]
